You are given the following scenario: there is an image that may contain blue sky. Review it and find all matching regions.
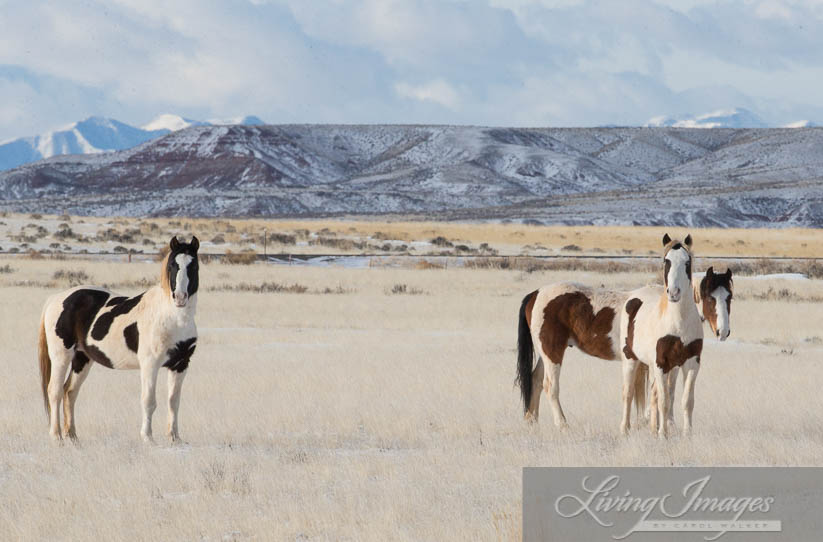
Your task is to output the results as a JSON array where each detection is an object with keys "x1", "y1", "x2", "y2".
[{"x1": 1, "y1": 0, "x2": 822, "y2": 139}]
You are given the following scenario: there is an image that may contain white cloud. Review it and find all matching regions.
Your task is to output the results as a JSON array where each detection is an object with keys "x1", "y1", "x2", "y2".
[
  {"x1": 1, "y1": 0, "x2": 823, "y2": 139},
  {"x1": 395, "y1": 79, "x2": 460, "y2": 109}
]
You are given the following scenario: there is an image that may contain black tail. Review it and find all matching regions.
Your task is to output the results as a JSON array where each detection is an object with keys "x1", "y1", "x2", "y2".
[{"x1": 516, "y1": 290, "x2": 537, "y2": 414}]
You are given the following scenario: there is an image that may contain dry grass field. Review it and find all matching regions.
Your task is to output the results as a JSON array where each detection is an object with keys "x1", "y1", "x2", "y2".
[
  {"x1": 3, "y1": 212, "x2": 823, "y2": 258},
  {"x1": 1, "y1": 236, "x2": 823, "y2": 540}
]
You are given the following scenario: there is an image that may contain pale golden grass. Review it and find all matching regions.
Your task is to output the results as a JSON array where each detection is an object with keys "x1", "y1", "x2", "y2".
[
  {"x1": 1, "y1": 258, "x2": 822, "y2": 540},
  {"x1": 3, "y1": 212, "x2": 823, "y2": 257}
]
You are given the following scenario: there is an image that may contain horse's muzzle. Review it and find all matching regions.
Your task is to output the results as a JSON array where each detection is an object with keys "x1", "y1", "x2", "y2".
[
  {"x1": 173, "y1": 292, "x2": 188, "y2": 307},
  {"x1": 666, "y1": 287, "x2": 681, "y2": 302}
]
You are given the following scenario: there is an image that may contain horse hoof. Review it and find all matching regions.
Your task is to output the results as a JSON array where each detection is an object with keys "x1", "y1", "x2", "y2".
[{"x1": 620, "y1": 425, "x2": 630, "y2": 436}]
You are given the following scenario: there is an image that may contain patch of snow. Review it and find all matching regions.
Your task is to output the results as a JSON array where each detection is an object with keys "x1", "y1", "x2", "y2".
[{"x1": 141, "y1": 114, "x2": 203, "y2": 132}]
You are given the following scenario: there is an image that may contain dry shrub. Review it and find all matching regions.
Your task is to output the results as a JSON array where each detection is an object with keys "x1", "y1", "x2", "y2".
[
  {"x1": 387, "y1": 283, "x2": 425, "y2": 295},
  {"x1": 224, "y1": 250, "x2": 258, "y2": 265},
  {"x1": 309, "y1": 237, "x2": 366, "y2": 251},
  {"x1": 269, "y1": 233, "x2": 297, "y2": 245},
  {"x1": 53, "y1": 269, "x2": 91, "y2": 286},
  {"x1": 431, "y1": 236, "x2": 453, "y2": 247},
  {"x1": 415, "y1": 260, "x2": 445, "y2": 270},
  {"x1": 211, "y1": 282, "x2": 308, "y2": 293},
  {"x1": 465, "y1": 256, "x2": 656, "y2": 274}
]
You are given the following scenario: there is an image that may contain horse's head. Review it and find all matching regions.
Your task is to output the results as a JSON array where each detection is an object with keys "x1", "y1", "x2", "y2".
[
  {"x1": 699, "y1": 266, "x2": 733, "y2": 341},
  {"x1": 662, "y1": 233, "x2": 693, "y2": 303},
  {"x1": 164, "y1": 236, "x2": 200, "y2": 308}
]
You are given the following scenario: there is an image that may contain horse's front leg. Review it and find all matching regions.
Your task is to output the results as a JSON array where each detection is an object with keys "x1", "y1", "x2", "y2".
[
  {"x1": 666, "y1": 367, "x2": 679, "y2": 428},
  {"x1": 140, "y1": 362, "x2": 161, "y2": 443},
  {"x1": 681, "y1": 357, "x2": 700, "y2": 435},
  {"x1": 653, "y1": 366, "x2": 669, "y2": 439},
  {"x1": 167, "y1": 368, "x2": 187, "y2": 442}
]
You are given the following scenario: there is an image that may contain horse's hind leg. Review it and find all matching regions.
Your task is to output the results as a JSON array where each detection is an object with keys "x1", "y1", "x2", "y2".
[
  {"x1": 63, "y1": 353, "x2": 92, "y2": 441},
  {"x1": 526, "y1": 358, "x2": 545, "y2": 422},
  {"x1": 544, "y1": 359, "x2": 567, "y2": 427},
  {"x1": 47, "y1": 346, "x2": 73, "y2": 440},
  {"x1": 620, "y1": 358, "x2": 639, "y2": 435}
]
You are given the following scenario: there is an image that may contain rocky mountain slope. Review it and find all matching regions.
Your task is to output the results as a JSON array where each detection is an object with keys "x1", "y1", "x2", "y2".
[{"x1": 1, "y1": 124, "x2": 822, "y2": 227}]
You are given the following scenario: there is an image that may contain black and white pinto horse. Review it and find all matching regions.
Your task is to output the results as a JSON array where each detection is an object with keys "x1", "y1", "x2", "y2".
[
  {"x1": 516, "y1": 233, "x2": 704, "y2": 438},
  {"x1": 38, "y1": 236, "x2": 200, "y2": 442}
]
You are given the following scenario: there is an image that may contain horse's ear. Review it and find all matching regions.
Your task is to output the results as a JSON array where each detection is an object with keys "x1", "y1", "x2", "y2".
[
  {"x1": 684, "y1": 234, "x2": 692, "y2": 247},
  {"x1": 706, "y1": 266, "x2": 714, "y2": 278},
  {"x1": 662, "y1": 233, "x2": 671, "y2": 247},
  {"x1": 170, "y1": 236, "x2": 180, "y2": 251},
  {"x1": 191, "y1": 236, "x2": 199, "y2": 252},
  {"x1": 725, "y1": 268, "x2": 732, "y2": 279}
]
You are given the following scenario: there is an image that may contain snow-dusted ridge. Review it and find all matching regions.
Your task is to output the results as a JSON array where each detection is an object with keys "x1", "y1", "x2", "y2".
[{"x1": 2, "y1": 124, "x2": 823, "y2": 226}]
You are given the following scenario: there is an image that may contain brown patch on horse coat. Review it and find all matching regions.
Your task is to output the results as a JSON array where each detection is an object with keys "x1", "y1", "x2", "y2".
[
  {"x1": 655, "y1": 336, "x2": 703, "y2": 374},
  {"x1": 524, "y1": 290, "x2": 537, "y2": 328},
  {"x1": 160, "y1": 251, "x2": 172, "y2": 296},
  {"x1": 539, "y1": 292, "x2": 616, "y2": 364},
  {"x1": 623, "y1": 298, "x2": 643, "y2": 360}
]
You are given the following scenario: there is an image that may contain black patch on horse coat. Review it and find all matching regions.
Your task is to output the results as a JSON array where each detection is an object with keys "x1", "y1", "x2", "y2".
[
  {"x1": 124, "y1": 322, "x2": 139, "y2": 353},
  {"x1": 54, "y1": 289, "x2": 111, "y2": 350},
  {"x1": 623, "y1": 298, "x2": 643, "y2": 360},
  {"x1": 71, "y1": 351, "x2": 90, "y2": 374},
  {"x1": 90, "y1": 294, "x2": 144, "y2": 341},
  {"x1": 164, "y1": 338, "x2": 196, "y2": 373},
  {"x1": 106, "y1": 296, "x2": 127, "y2": 307},
  {"x1": 85, "y1": 344, "x2": 114, "y2": 368}
]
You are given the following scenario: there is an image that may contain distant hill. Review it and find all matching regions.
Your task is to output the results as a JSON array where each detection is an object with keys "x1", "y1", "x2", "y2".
[
  {"x1": 0, "y1": 114, "x2": 265, "y2": 171},
  {"x1": 2, "y1": 124, "x2": 823, "y2": 227}
]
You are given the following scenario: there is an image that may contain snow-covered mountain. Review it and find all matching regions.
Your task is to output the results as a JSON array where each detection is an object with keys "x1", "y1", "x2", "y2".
[
  {"x1": 141, "y1": 114, "x2": 208, "y2": 132},
  {"x1": 784, "y1": 120, "x2": 820, "y2": 128},
  {"x1": 646, "y1": 108, "x2": 768, "y2": 129},
  {"x1": 0, "y1": 114, "x2": 265, "y2": 171},
  {"x1": 0, "y1": 117, "x2": 168, "y2": 171},
  {"x1": 2, "y1": 124, "x2": 823, "y2": 227}
]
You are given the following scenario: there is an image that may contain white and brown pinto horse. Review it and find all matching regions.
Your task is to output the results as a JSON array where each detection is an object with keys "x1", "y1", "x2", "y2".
[
  {"x1": 516, "y1": 233, "x2": 704, "y2": 437},
  {"x1": 620, "y1": 234, "x2": 703, "y2": 438},
  {"x1": 638, "y1": 265, "x2": 734, "y2": 429},
  {"x1": 516, "y1": 279, "x2": 633, "y2": 427},
  {"x1": 38, "y1": 236, "x2": 199, "y2": 442}
]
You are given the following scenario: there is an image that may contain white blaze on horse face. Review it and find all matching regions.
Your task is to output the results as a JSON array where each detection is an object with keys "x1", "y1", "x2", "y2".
[
  {"x1": 665, "y1": 247, "x2": 691, "y2": 302},
  {"x1": 712, "y1": 286, "x2": 731, "y2": 341},
  {"x1": 173, "y1": 254, "x2": 193, "y2": 307}
]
